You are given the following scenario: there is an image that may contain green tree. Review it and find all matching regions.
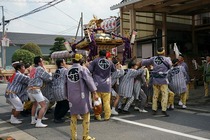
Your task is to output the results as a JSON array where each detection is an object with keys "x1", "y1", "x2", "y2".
[
  {"x1": 21, "y1": 42, "x2": 42, "y2": 56},
  {"x1": 12, "y1": 49, "x2": 35, "y2": 65},
  {"x1": 50, "y1": 37, "x2": 66, "y2": 55}
]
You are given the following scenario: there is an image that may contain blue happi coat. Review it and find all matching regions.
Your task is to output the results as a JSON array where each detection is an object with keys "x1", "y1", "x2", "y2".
[
  {"x1": 67, "y1": 63, "x2": 97, "y2": 115},
  {"x1": 142, "y1": 56, "x2": 172, "y2": 85},
  {"x1": 88, "y1": 56, "x2": 116, "y2": 93}
]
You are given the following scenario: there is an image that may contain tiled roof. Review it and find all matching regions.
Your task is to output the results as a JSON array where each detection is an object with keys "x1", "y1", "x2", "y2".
[
  {"x1": 0, "y1": 32, "x2": 80, "y2": 46},
  {"x1": 110, "y1": 0, "x2": 141, "y2": 10}
]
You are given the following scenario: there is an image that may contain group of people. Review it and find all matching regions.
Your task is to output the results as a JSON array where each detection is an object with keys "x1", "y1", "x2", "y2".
[
  {"x1": 109, "y1": 47, "x2": 190, "y2": 118},
  {"x1": 141, "y1": 48, "x2": 190, "y2": 116},
  {"x1": 5, "y1": 54, "x2": 98, "y2": 140},
  {"x1": 4, "y1": 48, "x2": 191, "y2": 140}
]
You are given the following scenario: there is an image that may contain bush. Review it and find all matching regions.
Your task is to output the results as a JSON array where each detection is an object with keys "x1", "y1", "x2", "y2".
[
  {"x1": 12, "y1": 49, "x2": 35, "y2": 65},
  {"x1": 21, "y1": 42, "x2": 42, "y2": 56},
  {"x1": 50, "y1": 37, "x2": 66, "y2": 55}
]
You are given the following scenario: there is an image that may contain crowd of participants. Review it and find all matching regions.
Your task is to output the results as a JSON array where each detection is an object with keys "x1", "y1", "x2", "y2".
[{"x1": 4, "y1": 48, "x2": 193, "y2": 140}]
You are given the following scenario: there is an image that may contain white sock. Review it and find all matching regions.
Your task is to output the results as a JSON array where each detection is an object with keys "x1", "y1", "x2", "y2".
[
  {"x1": 11, "y1": 115, "x2": 15, "y2": 120},
  {"x1": 32, "y1": 116, "x2": 36, "y2": 121},
  {"x1": 36, "y1": 119, "x2": 42, "y2": 124},
  {"x1": 112, "y1": 107, "x2": 115, "y2": 110}
]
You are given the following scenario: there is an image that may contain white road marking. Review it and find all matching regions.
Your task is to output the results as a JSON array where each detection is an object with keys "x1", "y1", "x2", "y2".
[
  {"x1": 197, "y1": 113, "x2": 210, "y2": 117},
  {"x1": 111, "y1": 117, "x2": 210, "y2": 140}
]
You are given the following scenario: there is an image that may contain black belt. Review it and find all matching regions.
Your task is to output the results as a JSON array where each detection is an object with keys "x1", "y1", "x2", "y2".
[{"x1": 152, "y1": 73, "x2": 167, "y2": 78}]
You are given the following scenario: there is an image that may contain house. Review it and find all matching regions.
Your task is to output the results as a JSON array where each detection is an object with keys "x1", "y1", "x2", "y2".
[
  {"x1": 0, "y1": 32, "x2": 77, "y2": 67},
  {"x1": 110, "y1": 0, "x2": 210, "y2": 58},
  {"x1": 110, "y1": 0, "x2": 210, "y2": 83}
]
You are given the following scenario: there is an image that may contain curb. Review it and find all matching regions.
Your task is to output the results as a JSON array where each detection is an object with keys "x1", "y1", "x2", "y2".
[
  {"x1": 174, "y1": 103, "x2": 210, "y2": 113},
  {"x1": 0, "y1": 119, "x2": 37, "y2": 140},
  {"x1": 186, "y1": 107, "x2": 210, "y2": 113}
]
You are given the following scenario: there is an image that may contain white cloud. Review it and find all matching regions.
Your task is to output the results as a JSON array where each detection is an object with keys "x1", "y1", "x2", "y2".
[
  {"x1": 1, "y1": 0, "x2": 121, "y2": 35},
  {"x1": 13, "y1": 0, "x2": 28, "y2": 7}
]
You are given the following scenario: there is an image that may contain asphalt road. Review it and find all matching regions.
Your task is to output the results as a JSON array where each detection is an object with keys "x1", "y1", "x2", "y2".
[{"x1": 0, "y1": 84, "x2": 210, "y2": 140}]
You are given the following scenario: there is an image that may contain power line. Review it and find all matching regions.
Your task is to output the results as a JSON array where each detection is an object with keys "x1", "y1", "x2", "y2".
[
  {"x1": 6, "y1": 25, "x2": 78, "y2": 45},
  {"x1": 57, "y1": 25, "x2": 78, "y2": 35},
  {"x1": 0, "y1": 0, "x2": 52, "y2": 3},
  {"x1": 16, "y1": 18, "x2": 60, "y2": 33},
  {"x1": 52, "y1": 5, "x2": 79, "y2": 23},
  {"x1": 4, "y1": 9, "x2": 72, "y2": 27},
  {"x1": 8, "y1": 0, "x2": 65, "y2": 21},
  {"x1": 4, "y1": 10, "x2": 79, "y2": 35},
  {"x1": 18, "y1": 17, "x2": 78, "y2": 35},
  {"x1": 6, "y1": 17, "x2": 78, "y2": 37},
  {"x1": 1, "y1": 0, "x2": 65, "y2": 25},
  {"x1": 1, "y1": 0, "x2": 81, "y2": 36}
]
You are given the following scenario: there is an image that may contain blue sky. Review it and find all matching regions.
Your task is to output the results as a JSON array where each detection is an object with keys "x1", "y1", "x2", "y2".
[{"x1": 0, "y1": 0, "x2": 121, "y2": 35}]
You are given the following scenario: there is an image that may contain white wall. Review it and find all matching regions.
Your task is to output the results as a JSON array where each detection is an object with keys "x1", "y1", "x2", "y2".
[{"x1": 142, "y1": 43, "x2": 153, "y2": 58}]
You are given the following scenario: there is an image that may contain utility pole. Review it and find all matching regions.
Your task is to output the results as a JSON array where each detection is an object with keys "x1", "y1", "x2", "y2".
[
  {"x1": 75, "y1": 17, "x2": 81, "y2": 40},
  {"x1": 0, "y1": 6, "x2": 5, "y2": 68},
  {"x1": 1, "y1": 6, "x2": 6, "y2": 69},
  {"x1": 75, "y1": 12, "x2": 83, "y2": 40},
  {"x1": 81, "y1": 12, "x2": 83, "y2": 38}
]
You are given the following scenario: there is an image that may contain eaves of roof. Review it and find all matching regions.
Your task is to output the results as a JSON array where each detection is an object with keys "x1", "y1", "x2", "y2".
[
  {"x1": 111, "y1": 0, "x2": 210, "y2": 16},
  {"x1": 110, "y1": 0, "x2": 141, "y2": 10}
]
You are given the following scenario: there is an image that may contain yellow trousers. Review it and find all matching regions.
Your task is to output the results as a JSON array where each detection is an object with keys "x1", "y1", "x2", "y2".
[
  {"x1": 24, "y1": 101, "x2": 33, "y2": 110},
  {"x1": 152, "y1": 84, "x2": 168, "y2": 111},
  {"x1": 204, "y1": 82, "x2": 209, "y2": 97},
  {"x1": 70, "y1": 113, "x2": 90, "y2": 140},
  {"x1": 94, "y1": 92, "x2": 111, "y2": 120},
  {"x1": 180, "y1": 92, "x2": 187, "y2": 105},
  {"x1": 168, "y1": 90, "x2": 175, "y2": 106},
  {"x1": 186, "y1": 84, "x2": 190, "y2": 100}
]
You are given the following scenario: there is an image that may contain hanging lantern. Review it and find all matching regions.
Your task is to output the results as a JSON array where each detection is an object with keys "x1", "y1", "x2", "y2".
[
  {"x1": 1, "y1": 37, "x2": 10, "y2": 47},
  {"x1": 64, "y1": 41, "x2": 72, "y2": 52},
  {"x1": 109, "y1": 19, "x2": 112, "y2": 30},
  {"x1": 105, "y1": 20, "x2": 109, "y2": 31},
  {"x1": 101, "y1": 21, "x2": 105, "y2": 30},
  {"x1": 130, "y1": 30, "x2": 137, "y2": 45},
  {"x1": 112, "y1": 18, "x2": 116, "y2": 29},
  {"x1": 112, "y1": 47, "x2": 117, "y2": 55}
]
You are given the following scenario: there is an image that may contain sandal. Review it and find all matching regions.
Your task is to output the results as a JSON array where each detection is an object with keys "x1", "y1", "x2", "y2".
[{"x1": 83, "y1": 136, "x2": 96, "y2": 140}]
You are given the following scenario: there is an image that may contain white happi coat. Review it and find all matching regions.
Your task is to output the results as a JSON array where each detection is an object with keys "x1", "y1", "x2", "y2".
[
  {"x1": 118, "y1": 68, "x2": 144, "y2": 98},
  {"x1": 168, "y1": 65, "x2": 187, "y2": 94},
  {"x1": 5, "y1": 71, "x2": 30, "y2": 101},
  {"x1": 51, "y1": 67, "x2": 67, "y2": 101}
]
